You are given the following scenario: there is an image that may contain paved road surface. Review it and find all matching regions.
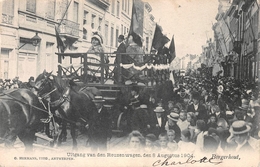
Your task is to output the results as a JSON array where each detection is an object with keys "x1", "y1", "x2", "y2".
[{"x1": 0, "y1": 131, "x2": 129, "y2": 154}]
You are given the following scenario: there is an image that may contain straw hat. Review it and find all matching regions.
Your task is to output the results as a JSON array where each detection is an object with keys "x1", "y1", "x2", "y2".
[
  {"x1": 167, "y1": 113, "x2": 179, "y2": 122},
  {"x1": 154, "y1": 106, "x2": 165, "y2": 112},
  {"x1": 140, "y1": 104, "x2": 148, "y2": 109},
  {"x1": 229, "y1": 120, "x2": 251, "y2": 135}
]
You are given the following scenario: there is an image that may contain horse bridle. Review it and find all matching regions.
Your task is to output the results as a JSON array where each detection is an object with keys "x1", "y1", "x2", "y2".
[{"x1": 35, "y1": 75, "x2": 89, "y2": 126}]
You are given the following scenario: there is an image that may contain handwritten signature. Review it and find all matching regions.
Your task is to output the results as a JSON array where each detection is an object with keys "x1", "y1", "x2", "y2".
[{"x1": 152, "y1": 155, "x2": 223, "y2": 166}]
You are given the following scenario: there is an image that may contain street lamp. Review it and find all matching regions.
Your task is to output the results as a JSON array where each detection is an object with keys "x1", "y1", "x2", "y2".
[
  {"x1": 31, "y1": 32, "x2": 41, "y2": 46},
  {"x1": 18, "y1": 32, "x2": 41, "y2": 50}
]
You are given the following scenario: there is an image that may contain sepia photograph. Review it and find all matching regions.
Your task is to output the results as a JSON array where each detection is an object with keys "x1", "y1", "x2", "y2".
[{"x1": 0, "y1": 0, "x2": 259, "y2": 166}]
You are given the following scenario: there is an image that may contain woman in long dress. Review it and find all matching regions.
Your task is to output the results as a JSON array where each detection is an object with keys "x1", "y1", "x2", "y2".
[
  {"x1": 85, "y1": 32, "x2": 108, "y2": 83},
  {"x1": 125, "y1": 34, "x2": 145, "y2": 82}
]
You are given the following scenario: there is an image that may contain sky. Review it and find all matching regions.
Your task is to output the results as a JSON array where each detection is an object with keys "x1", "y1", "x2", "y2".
[{"x1": 148, "y1": 0, "x2": 219, "y2": 58}]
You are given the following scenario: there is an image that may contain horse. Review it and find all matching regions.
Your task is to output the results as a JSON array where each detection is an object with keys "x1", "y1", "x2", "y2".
[
  {"x1": 34, "y1": 71, "x2": 98, "y2": 150},
  {"x1": 0, "y1": 88, "x2": 47, "y2": 152}
]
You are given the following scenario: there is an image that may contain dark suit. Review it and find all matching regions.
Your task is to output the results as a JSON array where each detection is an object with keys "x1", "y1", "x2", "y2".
[
  {"x1": 187, "y1": 103, "x2": 208, "y2": 123},
  {"x1": 89, "y1": 107, "x2": 112, "y2": 151},
  {"x1": 114, "y1": 42, "x2": 131, "y2": 82},
  {"x1": 131, "y1": 107, "x2": 150, "y2": 135},
  {"x1": 168, "y1": 124, "x2": 181, "y2": 143},
  {"x1": 149, "y1": 112, "x2": 167, "y2": 137}
]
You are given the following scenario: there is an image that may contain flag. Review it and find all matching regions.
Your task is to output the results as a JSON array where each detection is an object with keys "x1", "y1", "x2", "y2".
[
  {"x1": 55, "y1": 26, "x2": 66, "y2": 53},
  {"x1": 152, "y1": 24, "x2": 170, "y2": 50},
  {"x1": 168, "y1": 35, "x2": 176, "y2": 63},
  {"x1": 190, "y1": 54, "x2": 197, "y2": 60},
  {"x1": 129, "y1": 0, "x2": 144, "y2": 46}
]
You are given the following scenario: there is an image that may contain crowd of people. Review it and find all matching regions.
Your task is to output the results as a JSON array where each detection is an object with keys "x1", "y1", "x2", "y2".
[
  {"x1": 111, "y1": 75, "x2": 260, "y2": 154},
  {"x1": 0, "y1": 76, "x2": 35, "y2": 91}
]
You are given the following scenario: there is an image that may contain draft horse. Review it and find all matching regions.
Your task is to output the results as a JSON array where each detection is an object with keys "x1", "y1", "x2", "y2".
[
  {"x1": 0, "y1": 89, "x2": 47, "y2": 152},
  {"x1": 34, "y1": 71, "x2": 98, "y2": 150}
]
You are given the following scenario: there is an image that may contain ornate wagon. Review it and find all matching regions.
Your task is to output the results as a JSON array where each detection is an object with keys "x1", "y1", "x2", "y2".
[{"x1": 55, "y1": 51, "x2": 171, "y2": 134}]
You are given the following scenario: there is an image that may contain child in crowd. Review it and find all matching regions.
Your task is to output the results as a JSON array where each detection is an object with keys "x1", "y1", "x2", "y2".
[
  {"x1": 167, "y1": 130, "x2": 178, "y2": 151},
  {"x1": 206, "y1": 113, "x2": 218, "y2": 130},
  {"x1": 178, "y1": 129, "x2": 196, "y2": 153},
  {"x1": 144, "y1": 133, "x2": 158, "y2": 152},
  {"x1": 158, "y1": 132, "x2": 169, "y2": 152}
]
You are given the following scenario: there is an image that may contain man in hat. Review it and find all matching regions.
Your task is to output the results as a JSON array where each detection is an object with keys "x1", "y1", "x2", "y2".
[
  {"x1": 114, "y1": 35, "x2": 130, "y2": 83},
  {"x1": 131, "y1": 104, "x2": 151, "y2": 135},
  {"x1": 89, "y1": 96, "x2": 112, "y2": 152},
  {"x1": 165, "y1": 113, "x2": 181, "y2": 142},
  {"x1": 114, "y1": 35, "x2": 127, "y2": 62},
  {"x1": 187, "y1": 91, "x2": 208, "y2": 123},
  {"x1": 129, "y1": 86, "x2": 142, "y2": 109},
  {"x1": 227, "y1": 120, "x2": 255, "y2": 153},
  {"x1": 150, "y1": 106, "x2": 167, "y2": 137}
]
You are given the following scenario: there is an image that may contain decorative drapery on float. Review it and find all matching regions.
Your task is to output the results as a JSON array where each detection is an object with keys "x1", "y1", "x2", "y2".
[{"x1": 120, "y1": 63, "x2": 170, "y2": 71}]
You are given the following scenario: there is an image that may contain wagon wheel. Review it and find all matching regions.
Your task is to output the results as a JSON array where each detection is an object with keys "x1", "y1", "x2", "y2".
[{"x1": 116, "y1": 111, "x2": 129, "y2": 137}]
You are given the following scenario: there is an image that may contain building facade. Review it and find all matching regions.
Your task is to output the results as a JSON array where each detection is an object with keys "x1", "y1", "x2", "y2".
[
  {"x1": 0, "y1": 0, "x2": 155, "y2": 82},
  {"x1": 210, "y1": 0, "x2": 259, "y2": 82}
]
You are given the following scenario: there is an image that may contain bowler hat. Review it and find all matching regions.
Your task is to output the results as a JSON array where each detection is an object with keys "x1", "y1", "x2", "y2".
[
  {"x1": 92, "y1": 96, "x2": 105, "y2": 103},
  {"x1": 140, "y1": 104, "x2": 148, "y2": 109},
  {"x1": 229, "y1": 120, "x2": 251, "y2": 135},
  {"x1": 125, "y1": 80, "x2": 133, "y2": 85},
  {"x1": 118, "y1": 35, "x2": 124, "y2": 40},
  {"x1": 154, "y1": 106, "x2": 165, "y2": 112},
  {"x1": 167, "y1": 113, "x2": 179, "y2": 122}
]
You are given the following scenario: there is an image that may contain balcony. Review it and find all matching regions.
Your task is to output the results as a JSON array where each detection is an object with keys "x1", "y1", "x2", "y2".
[
  {"x1": 57, "y1": 19, "x2": 79, "y2": 39},
  {"x1": 89, "y1": 0, "x2": 110, "y2": 9},
  {"x1": 2, "y1": 14, "x2": 14, "y2": 25}
]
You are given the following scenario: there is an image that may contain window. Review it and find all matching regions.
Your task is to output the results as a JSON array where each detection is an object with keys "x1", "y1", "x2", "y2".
[
  {"x1": 105, "y1": 24, "x2": 109, "y2": 45},
  {"x1": 116, "y1": 29, "x2": 119, "y2": 47},
  {"x1": 46, "y1": 43, "x2": 54, "y2": 72},
  {"x1": 124, "y1": 26, "x2": 126, "y2": 35},
  {"x1": 1, "y1": 49, "x2": 10, "y2": 79},
  {"x1": 112, "y1": 0, "x2": 115, "y2": 15},
  {"x1": 91, "y1": 14, "x2": 96, "y2": 29},
  {"x1": 146, "y1": 37, "x2": 149, "y2": 51},
  {"x1": 116, "y1": 1, "x2": 120, "y2": 17},
  {"x1": 83, "y1": 11, "x2": 88, "y2": 25},
  {"x1": 110, "y1": 27, "x2": 114, "y2": 47},
  {"x1": 83, "y1": 11, "x2": 88, "y2": 39},
  {"x1": 125, "y1": 0, "x2": 127, "y2": 13},
  {"x1": 122, "y1": 0, "x2": 124, "y2": 10},
  {"x1": 121, "y1": 24, "x2": 123, "y2": 35},
  {"x1": 127, "y1": 0, "x2": 130, "y2": 14},
  {"x1": 98, "y1": 17, "x2": 102, "y2": 31},
  {"x1": 19, "y1": 38, "x2": 37, "y2": 51},
  {"x1": 26, "y1": 0, "x2": 36, "y2": 13},
  {"x1": 46, "y1": 0, "x2": 55, "y2": 20},
  {"x1": 73, "y1": 2, "x2": 79, "y2": 23},
  {"x1": 2, "y1": 0, "x2": 14, "y2": 24}
]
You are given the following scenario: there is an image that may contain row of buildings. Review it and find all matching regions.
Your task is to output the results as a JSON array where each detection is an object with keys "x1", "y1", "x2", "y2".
[
  {"x1": 185, "y1": 0, "x2": 259, "y2": 82},
  {"x1": 0, "y1": 0, "x2": 157, "y2": 81}
]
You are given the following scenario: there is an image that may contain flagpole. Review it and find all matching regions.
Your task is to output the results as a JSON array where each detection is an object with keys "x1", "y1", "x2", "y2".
[
  {"x1": 58, "y1": 0, "x2": 74, "y2": 28},
  {"x1": 221, "y1": 15, "x2": 235, "y2": 42},
  {"x1": 219, "y1": 26, "x2": 228, "y2": 54}
]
